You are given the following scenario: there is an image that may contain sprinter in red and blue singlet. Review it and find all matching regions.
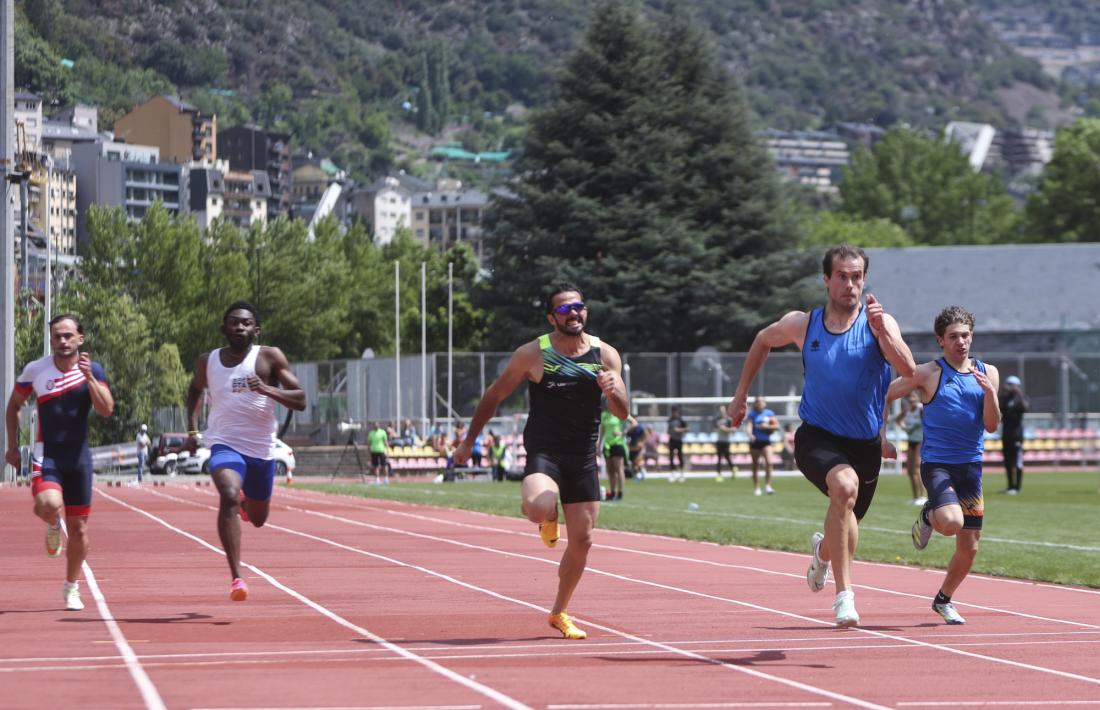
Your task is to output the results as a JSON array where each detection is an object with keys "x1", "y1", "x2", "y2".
[
  {"x1": 454, "y1": 283, "x2": 629, "y2": 640},
  {"x1": 4, "y1": 314, "x2": 114, "y2": 612}
]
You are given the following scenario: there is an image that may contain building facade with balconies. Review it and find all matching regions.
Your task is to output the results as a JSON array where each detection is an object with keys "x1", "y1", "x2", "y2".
[
  {"x1": 217, "y1": 125, "x2": 291, "y2": 218},
  {"x1": 113, "y1": 95, "x2": 217, "y2": 165}
]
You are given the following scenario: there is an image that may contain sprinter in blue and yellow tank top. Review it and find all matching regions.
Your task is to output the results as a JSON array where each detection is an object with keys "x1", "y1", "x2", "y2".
[
  {"x1": 887, "y1": 306, "x2": 1001, "y2": 625},
  {"x1": 727, "y1": 245, "x2": 916, "y2": 627},
  {"x1": 454, "y1": 283, "x2": 629, "y2": 640}
]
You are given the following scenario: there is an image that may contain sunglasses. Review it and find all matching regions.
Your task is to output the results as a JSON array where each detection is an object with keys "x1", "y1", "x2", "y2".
[{"x1": 552, "y1": 301, "x2": 586, "y2": 315}]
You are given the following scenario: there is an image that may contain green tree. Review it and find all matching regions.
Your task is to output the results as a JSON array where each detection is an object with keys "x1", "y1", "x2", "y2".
[
  {"x1": 149, "y1": 343, "x2": 189, "y2": 410},
  {"x1": 1025, "y1": 118, "x2": 1100, "y2": 243},
  {"x1": 14, "y1": 13, "x2": 73, "y2": 107},
  {"x1": 485, "y1": 2, "x2": 799, "y2": 351},
  {"x1": 802, "y1": 211, "x2": 914, "y2": 249},
  {"x1": 839, "y1": 129, "x2": 1019, "y2": 245}
]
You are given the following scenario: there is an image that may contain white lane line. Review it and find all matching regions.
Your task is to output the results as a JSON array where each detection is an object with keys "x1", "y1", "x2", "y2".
[
  {"x1": 192, "y1": 706, "x2": 482, "y2": 709},
  {"x1": 277, "y1": 489, "x2": 1100, "y2": 628},
  {"x1": 281, "y1": 487, "x2": 1100, "y2": 597},
  {"x1": 98, "y1": 490, "x2": 533, "y2": 710},
  {"x1": 5, "y1": 635, "x2": 1100, "y2": 675},
  {"x1": 9, "y1": 628, "x2": 1096, "y2": 665},
  {"x1": 290, "y1": 485, "x2": 1100, "y2": 553},
  {"x1": 269, "y1": 498, "x2": 1100, "y2": 688},
  {"x1": 165, "y1": 486, "x2": 890, "y2": 709},
  {"x1": 59, "y1": 519, "x2": 167, "y2": 710}
]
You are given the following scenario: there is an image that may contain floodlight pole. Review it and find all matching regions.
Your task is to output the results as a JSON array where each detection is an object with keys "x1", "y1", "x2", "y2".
[
  {"x1": 43, "y1": 159, "x2": 51, "y2": 355},
  {"x1": 394, "y1": 260, "x2": 400, "y2": 427},
  {"x1": 420, "y1": 261, "x2": 427, "y2": 434},
  {"x1": 447, "y1": 261, "x2": 453, "y2": 435},
  {"x1": 1, "y1": 0, "x2": 16, "y2": 481}
]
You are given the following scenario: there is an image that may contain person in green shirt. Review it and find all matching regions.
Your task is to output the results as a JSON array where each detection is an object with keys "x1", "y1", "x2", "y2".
[
  {"x1": 600, "y1": 408, "x2": 626, "y2": 501},
  {"x1": 488, "y1": 431, "x2": 508, "y2": 481},
  {"x1": 367, "y1": 422, "x2": 390, "y2": 484}
]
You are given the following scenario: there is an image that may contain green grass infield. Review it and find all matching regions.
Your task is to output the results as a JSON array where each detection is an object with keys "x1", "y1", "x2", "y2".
[{"x1": 296, "y1": 469, "x2": 1100, "y2": 589}]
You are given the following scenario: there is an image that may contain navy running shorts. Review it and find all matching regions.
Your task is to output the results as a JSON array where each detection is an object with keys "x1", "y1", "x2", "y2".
[{"x1": 921, "y1": 461, "x2": 984, "y2": 530}]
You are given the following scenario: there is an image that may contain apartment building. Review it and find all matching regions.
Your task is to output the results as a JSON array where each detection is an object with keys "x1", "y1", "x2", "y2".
[
  {"x1": 217, "y1": 125, "x2": 291, "y2": 217},
  {"x1": 113, "y1": 95, "x2": 217, "y2": 165},
  {"x1": 410, "y1": 179, "x2": 489, "y2": 256},
  {"x1": 189, "y1": 165, "x2": 271, "y2": 230},
  {"x1": 762, "y1": 129, "x2": 850, "y2": 194},
  {"x1": 71, "y1": 141, "x2": 186, "y2": 248}
]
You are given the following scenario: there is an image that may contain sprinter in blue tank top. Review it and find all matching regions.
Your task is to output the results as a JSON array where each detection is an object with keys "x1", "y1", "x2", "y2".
[
  {"x1": 454, "y1": 283, "x2": 629, "y2": 640},
  {"x1": 727, "y1": 245, "x2": 916, "y2": 628},
  {"x1": 887, "y1": 306, "x2": 1001, "y2": 625}
]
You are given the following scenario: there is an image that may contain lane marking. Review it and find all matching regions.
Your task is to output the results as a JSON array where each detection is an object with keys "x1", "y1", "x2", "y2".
[
  {"x1": 282, "y1": 487, "x2": 1100, "y2": 595},
  {"x1": 267, "y1": 495, "x2": 1100, "y2": 687},
  {"x1": 149, "y1": 487, "x2": 893, "y2": 710},
  {"x1": 278, "y1": 489, "x2": 1100, "y2": 627},
  {"x1": 98, "y1": 490, "x2": 533, "y2": 710},
  {"x1": 59, "y1": 519, "x2": 167, "y2": 710}
]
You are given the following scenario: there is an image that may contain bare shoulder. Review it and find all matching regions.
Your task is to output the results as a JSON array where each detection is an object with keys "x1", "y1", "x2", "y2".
[
  {"x1": 594, "y1": 337, "x2": 623, "y2": 370},
  {"x1": 259, "y1": 345, "x2": 291, "y2": 367}
]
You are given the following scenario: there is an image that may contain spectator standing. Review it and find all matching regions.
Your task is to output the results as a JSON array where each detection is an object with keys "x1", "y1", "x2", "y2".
[
  {"x1": 999, "y1": 375, "x2": 1028, "y2": 494},
  {"x1": 136, "y1": 424, "x2": 151, "y2": 483},
  {"x1": 667, "y1": 406, "x2": 688, "y2": 482}
]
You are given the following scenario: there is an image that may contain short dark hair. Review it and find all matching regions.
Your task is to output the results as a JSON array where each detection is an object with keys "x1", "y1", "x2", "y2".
[
  {"x1": 49, "y1": 313, "x2": 83, "y2": 334},
  {"x1": 822, "y1": 245, "x2": 869, "y2": 277},
  {"x1": 934, "y1": 305, "x2": 975, "y2": 337},
  {"x1": 544, "y1": 283, "x2": 583, "y2": 313},
  {"x1": 223, "y1": 301, "x2": 260, "y2": 326}
]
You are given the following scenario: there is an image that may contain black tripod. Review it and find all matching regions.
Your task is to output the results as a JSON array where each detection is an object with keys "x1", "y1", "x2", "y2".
[{"x1": 330, "y1": 436, "x2": 368, "y2": 483}]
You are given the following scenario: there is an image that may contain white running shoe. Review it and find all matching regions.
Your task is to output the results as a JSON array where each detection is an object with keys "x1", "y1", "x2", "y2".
[
  {"x1": 933, "y1": 601, "x2": 966, "y2": 625},
  {"x1": 63, "y1": 581, "x2": 84, "y2": 611},
  {"x1": 46, "y1": 520, "x2": 63, "y2": 558},
  {"x1": 912, "y1": 506, "x2": 934, "y2": 550},
  {"x1": 913, "y1": 496, "x2": 928, "y2": 506},
  {"x1": 833, "y1": 590, "x2": 859, "y2": 627},
  {"x1": 753, "y1": 487, "x2": 762, "y2": 496},
  {"x1": 765, "y1": 484, "x2": 775, "y2": 495},
  {"x1": 807, "y1": 532, "x2": 830, "y2": 592}
]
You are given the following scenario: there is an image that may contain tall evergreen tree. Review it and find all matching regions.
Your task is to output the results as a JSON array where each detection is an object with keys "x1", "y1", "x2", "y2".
[{"x1": 484, "y1": 2, "x2": 799, "y2": 351}]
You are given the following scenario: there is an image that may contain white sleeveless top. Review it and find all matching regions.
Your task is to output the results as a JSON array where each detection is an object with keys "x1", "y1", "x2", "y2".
[{"x1": 203, "y1": 345, "x2": 276, "y2": 459}]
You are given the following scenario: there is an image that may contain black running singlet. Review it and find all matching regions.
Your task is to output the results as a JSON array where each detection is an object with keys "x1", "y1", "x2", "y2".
[{"x1": 524, "y1": 333, "x2": 604, "y2": 455}]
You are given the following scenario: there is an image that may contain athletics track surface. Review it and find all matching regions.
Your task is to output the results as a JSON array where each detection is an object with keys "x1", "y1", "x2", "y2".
[{"x1": 2, "y1": 482, "x2": 1099, "y2": 710}]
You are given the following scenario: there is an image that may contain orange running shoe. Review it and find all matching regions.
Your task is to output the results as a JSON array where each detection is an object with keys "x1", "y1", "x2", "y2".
[
  {"x1": 538, "y1": 517, "x2": 559, "y2": 548},
  {"x1": 548, "y1": 612, "x2": 587, "y2": 640},
  {"x1": 230, "y1": 577, "x2": 249, "y2": 601}
]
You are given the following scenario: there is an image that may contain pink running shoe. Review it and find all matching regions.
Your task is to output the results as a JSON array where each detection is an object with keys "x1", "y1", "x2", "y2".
[{"x1": 230, "y1": 577, "x2": 248, "y2": 601}]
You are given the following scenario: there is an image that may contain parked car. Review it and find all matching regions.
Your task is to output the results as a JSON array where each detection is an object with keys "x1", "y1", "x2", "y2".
[
  {"x1": 151, "y1": 433, "x2": 199, "y2": 476},
  {"x1": 177, "y1": 439, "x2": 296, "y2": 479}
]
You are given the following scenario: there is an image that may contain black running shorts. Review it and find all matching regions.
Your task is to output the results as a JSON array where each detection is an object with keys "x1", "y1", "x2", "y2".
[
  {"x1": 794, "y1": 423, "x2": 882, "y2": 520},
  {"x1": 524, "y1": 450, "x2": 601, "y2": 504}
]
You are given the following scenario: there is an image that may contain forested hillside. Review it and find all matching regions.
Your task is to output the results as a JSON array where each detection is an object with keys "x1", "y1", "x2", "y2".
[{"x1": 15, "y1": 1, "x2": 1073, "y2": 181}]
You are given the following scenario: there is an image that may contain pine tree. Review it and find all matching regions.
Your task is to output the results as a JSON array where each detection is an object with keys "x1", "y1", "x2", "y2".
[{"x1": 484, "y1": 2, "x2": 800, "y2": 351}]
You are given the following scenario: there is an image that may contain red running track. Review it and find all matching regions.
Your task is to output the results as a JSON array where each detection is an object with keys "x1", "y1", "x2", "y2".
[{"x1": 2, "y1": 481, "x2": 1099, "y2": 710}]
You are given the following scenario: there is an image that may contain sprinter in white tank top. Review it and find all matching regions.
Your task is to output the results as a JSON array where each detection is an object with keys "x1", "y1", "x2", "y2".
[{"x1": 185, "y1": 302, "x2": 305, "y2": 602}]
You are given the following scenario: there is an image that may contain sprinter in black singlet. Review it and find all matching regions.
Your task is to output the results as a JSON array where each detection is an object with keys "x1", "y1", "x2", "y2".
[{"x1": 455, "y1": 283, "x2": 629, "y2": 640}]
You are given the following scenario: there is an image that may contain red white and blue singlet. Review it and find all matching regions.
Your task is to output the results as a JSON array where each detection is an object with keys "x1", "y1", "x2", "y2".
[{"x1": 15, "y1": 355, "x2": 109, "y2": 516}]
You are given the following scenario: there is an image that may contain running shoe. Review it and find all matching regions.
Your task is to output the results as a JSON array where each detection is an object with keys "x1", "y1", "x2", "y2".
[
  {"x1": 807, "y1": 532, "x2": 830, "y2": 592},
  {"x1": 45, "y1": 520, "x2": 63, "y2": 558},
  {"x1": 833, "y1": 590, "x2": 859, "y2": 627},
  {"x1": 538, "y1": 517, "x2": 559, "y2": 548},
  {"x1": 912, "y1": 496, "x2": 928, "y2": 506},
  {"x1": 765, "y1": 484, "x2": 775, "y2": 495},
  {"x1": 912, "y1": 505, "x2": 933, "y2": 550},
  {"x1": 548, "y1": 612, "x2": 587, "y2": 640},
  {"x1": 63, "y1": 581, "x2": 84, "y2": 611},
  {"x1": 932, "y1": 601, "x2": 966, "y2": 625},
  {"x1": 238, "y1": 491, "x2": 250, "y2": 523},
  {"x1": 753, "y1": 487, "x2": 762, "y2": 496},
  {"x1": 230, "y1": 577, "x2": 249, "y2": 601}
]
